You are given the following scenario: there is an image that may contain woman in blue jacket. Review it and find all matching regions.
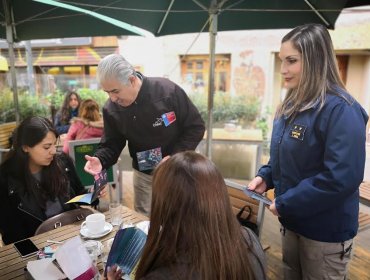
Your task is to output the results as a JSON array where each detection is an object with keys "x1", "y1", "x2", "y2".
[
  {"x1": 249, "y1": 24, "x2": 368, "y2": 279},
  {"x1": 54, "y1": 91, "x2": 81, "y2": 135}
]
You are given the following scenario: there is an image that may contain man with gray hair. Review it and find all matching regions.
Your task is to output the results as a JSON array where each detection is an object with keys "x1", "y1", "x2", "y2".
[{"x1": 84, "y1": 54, "x2": 205, "y2": 216}]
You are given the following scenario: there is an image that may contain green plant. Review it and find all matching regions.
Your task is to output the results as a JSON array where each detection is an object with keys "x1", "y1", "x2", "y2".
[
  {"x1": 189, "y1": 91, "x2": 261, "y2": 127},
  {"x1": 77, "y1": 88, "x2": 108, "y2": 110},
  {"x1": 256, "y1": 107, "x2": 272, "y2": 140},
  {"x1": 0, "y1": 88, "x2": 50, "y2": 124},
  {"x1": 46, "y1": 89, "x2": 65, "y2": 110}
]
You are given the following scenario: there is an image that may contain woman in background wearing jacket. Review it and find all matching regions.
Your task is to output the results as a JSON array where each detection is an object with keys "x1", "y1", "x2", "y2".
[
  {"x1": 63, "y1": 99, "x2": 104, "y2": 154},
  {"x1": 0, "y1": 117, "x2": 105, "y2": 244},
  {"x1": 249, "y1": 24, "x2": 368, "y2": 279},
  {"x1": 107, "y1": 151, "x2": 266, "y2": 280},
  {"x1": 54, "y1": 91, "x2": 81, "y2": 135}
]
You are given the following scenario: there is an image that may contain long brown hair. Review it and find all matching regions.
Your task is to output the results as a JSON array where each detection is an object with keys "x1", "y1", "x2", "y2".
[
  {"x1": 4, "y1": 117, "x2": 68, "y2": 206},
  {"x1": 78, "y1": 99, "x2": 101, "y2": 122},
  {"x1": 60, "y1": 91, "x2": 81, "y2": 124},
  {"x1": 136, "y1": 151, "x2": 256, "y2": 280},
  {"x1": 276, "y1": 24, "x2": 346, "y2": 119}
]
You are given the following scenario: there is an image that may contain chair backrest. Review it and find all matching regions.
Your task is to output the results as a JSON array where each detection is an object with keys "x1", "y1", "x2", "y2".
[
  {"x1": 35, "y1": 208, "x2": 94, "y2": 235},
  {"x1": 0, "y1": 122, "x2": 16, "y2": 163},
  {"x1": 68, "y1": 138, "x2": 118, "y2": 189},
  {"x1": 225, "y1": 179, "x2": 266, "y2": 237}
]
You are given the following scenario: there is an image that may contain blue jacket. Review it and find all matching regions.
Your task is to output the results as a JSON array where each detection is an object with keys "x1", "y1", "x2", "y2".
[{"x1": 258, "y1": 89, "x2": 368, "y2": 242}]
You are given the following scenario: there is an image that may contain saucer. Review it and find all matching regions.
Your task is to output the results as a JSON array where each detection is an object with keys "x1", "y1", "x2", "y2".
[{"x1": 80, "y1": 222, "x2": 113, "y2": 239}]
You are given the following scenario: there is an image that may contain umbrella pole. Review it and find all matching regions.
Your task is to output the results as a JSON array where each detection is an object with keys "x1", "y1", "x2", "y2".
[
  {"x1": 206, "y1": 12, "x2": 217, "y2": 159},
  {"x1": 3, "y1": 0, "x2": 20, "y2": 123}
]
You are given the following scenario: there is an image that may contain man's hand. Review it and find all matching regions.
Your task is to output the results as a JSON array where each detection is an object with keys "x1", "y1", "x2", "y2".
[
  {"x1": 248, "y1": 176, "x2": 267, "y2": 194},
  {"x1": 159, "y1": 155, "x2": 170, "y2": 164},
  {"x1": 89, "y1": 184, "x2": 108, "y2": 198},
  {"x1": 84, "y1": 155, "x2": 102, "y2": 175}
]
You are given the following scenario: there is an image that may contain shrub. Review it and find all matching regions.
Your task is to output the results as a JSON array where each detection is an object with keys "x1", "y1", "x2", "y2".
[
  {"x1": 189, "y1": 91, "x2": 261, "y2": 127},
  {"x1": 0, "y1": 88, "x2": 50, "y2": 124}
]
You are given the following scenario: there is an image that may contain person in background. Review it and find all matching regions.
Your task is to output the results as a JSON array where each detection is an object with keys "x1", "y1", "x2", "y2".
[
  {"x1": 107, "y1": 151, "x2": 266, "y2": 280},
  {"x1": 249, "y1": 23, "x2": 368, "y2": 279},
  {"x1": 54, "y1": 91, "x2": 81, "y2": 135},
  {"x1": 63, "y1": 99, "x2": 104, "y2": 154},
  {"x1": 0, "y1": 117, "x2": 105, "y2": 244},
  {"x1": 84, "y1": 54, "x2": 205, "y2": 216}
]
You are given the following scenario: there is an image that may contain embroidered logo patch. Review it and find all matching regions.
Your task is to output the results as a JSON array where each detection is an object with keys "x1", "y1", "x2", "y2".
[
  {"x1": 161, "y1": 111, "x2": 176, "y2": 127},
  {"x1": 289, "y1": 124, "x2": 306, "y2": 141},
  {"x1": 152, "y1": 118, "x2": 163, "y2": 127}
]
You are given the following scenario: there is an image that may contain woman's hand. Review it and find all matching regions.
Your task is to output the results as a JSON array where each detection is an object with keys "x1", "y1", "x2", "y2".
[
  {"x1": 105, "y1": 264, "x2": 123, "y2": 280},
  {"x1": 248, "y1": 176, "x2": 267, "y2": 194},
  {"x1": 84, "y1": 155, "x2": 102, "y2": 175},
  {"x1": 269, "y1": 199, "x2": 280, "y2": 217}
]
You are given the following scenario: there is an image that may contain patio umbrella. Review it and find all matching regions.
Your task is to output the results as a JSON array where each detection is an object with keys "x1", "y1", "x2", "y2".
[
  {"x1": 0, "y1": 0, "x2": 146, "y2": 123},
  {"x1": 69, "y1": 0, "x2": 369, "y2": 158}
]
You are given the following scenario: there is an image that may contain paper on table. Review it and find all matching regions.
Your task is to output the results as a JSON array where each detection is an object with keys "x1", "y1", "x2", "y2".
[{"x1": 26, "y1": 258, "x2": 66, "y2": 280}]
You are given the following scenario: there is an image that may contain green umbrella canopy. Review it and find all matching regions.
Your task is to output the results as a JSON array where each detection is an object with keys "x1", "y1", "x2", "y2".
[
  {"x1": 0, "y1": 0, "x2": 146, "y2": 41},
  {"x1": 69, "y1": 0, "x2": 353, "y2": 35},
  {"x1": 0, "y1": 0, "x2": 146, "y2": 123}
]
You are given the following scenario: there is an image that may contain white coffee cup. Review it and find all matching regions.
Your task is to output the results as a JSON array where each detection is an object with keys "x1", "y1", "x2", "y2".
[{"x1": 82, "y1": 213, "x2": 105, "y2": 234}]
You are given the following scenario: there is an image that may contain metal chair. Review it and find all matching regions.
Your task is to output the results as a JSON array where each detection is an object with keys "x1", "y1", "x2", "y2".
[
  {"x1": 34, "y1": 208, "x2": 94, "y2": 235},
  {"x1": 225, "y1": 179, "x2": 266, "y2": 237}
]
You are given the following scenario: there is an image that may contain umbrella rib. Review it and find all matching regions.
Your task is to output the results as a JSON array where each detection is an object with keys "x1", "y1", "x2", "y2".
[
  {"x1": 192, "y1": 0, "x2": 208, "y2": 11},
  {"x1": 166, "y1": 17, "x2": 210, "y2": 77},
  {"x1": 304, "y1": 0, "x2": 330, "y2": 27},
  {"x1": 16, "y1": 7, "x2": 59, "y2": 25},
  {"x1": 157, "y1": 0, "x2": 175, "y2": 34},
  {"x1": 18, "y1": 0, "x2": 121, "y2": 24},
  {"x1": 223, "y1": 0, "x2": 245, "y2": 11}
]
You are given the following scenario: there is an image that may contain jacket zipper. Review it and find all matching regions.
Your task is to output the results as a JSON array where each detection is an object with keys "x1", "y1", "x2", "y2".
[{"x1": 277, "y1": 120, "x2": 286, "y2": 196}]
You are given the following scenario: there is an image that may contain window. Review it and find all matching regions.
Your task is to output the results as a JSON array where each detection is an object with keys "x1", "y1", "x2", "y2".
[{"x1": 180, "y1": 54, "x2": 231, "y2": 93}]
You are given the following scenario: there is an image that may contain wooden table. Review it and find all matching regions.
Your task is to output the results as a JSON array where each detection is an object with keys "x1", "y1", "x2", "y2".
[{"x1": 0, "y1": 206, "x2": 148, "y2": 280}]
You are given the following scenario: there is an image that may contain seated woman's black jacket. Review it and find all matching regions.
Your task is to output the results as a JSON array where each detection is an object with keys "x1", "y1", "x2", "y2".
[{"x1": 0, "y1": 153, "x2": 86, "y2": 245}]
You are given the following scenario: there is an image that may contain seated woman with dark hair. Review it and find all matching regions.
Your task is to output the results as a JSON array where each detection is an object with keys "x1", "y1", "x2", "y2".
[
  {"x1": 107, "y1": 151, "x2": 266, "y2": 280},
  {"x1": 0, "y1": 116, "x2": 105, "y2": 245},
  {"x1": 54, "y1": 91, "x2": 81, "y2": 135}
]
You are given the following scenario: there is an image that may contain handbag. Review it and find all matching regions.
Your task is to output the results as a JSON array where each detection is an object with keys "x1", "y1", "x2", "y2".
[{"x1": 236, "y1": 204, "x2": 259, "y2": 236}]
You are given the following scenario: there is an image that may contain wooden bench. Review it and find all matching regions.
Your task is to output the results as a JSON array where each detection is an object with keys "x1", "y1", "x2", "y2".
[
  {"x1": 225, "y1": 179, "x2": 265, "y2": 237},
  {"x1": 0, "y1": 122, "x2": 16, "y2": 163},
  {"x1": 360, "y1": 182, "x2": 370, "y2": 206}
]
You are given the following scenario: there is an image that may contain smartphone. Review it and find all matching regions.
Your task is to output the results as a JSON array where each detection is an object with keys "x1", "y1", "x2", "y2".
[{"x1": 13, "y1": 239, "x2": 39, "y2": 258}]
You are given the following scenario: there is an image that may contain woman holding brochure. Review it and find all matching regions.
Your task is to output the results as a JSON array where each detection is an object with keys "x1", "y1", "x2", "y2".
[
  {"x1": 107, "y1": 151, "x2": 266, "y2": 280},
  {"x1": 249, "y1": 24, "x2": 368, "y2": 279},
  {"x1": 0, "y1": 116, "x2": 105, "y2": 245}
]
